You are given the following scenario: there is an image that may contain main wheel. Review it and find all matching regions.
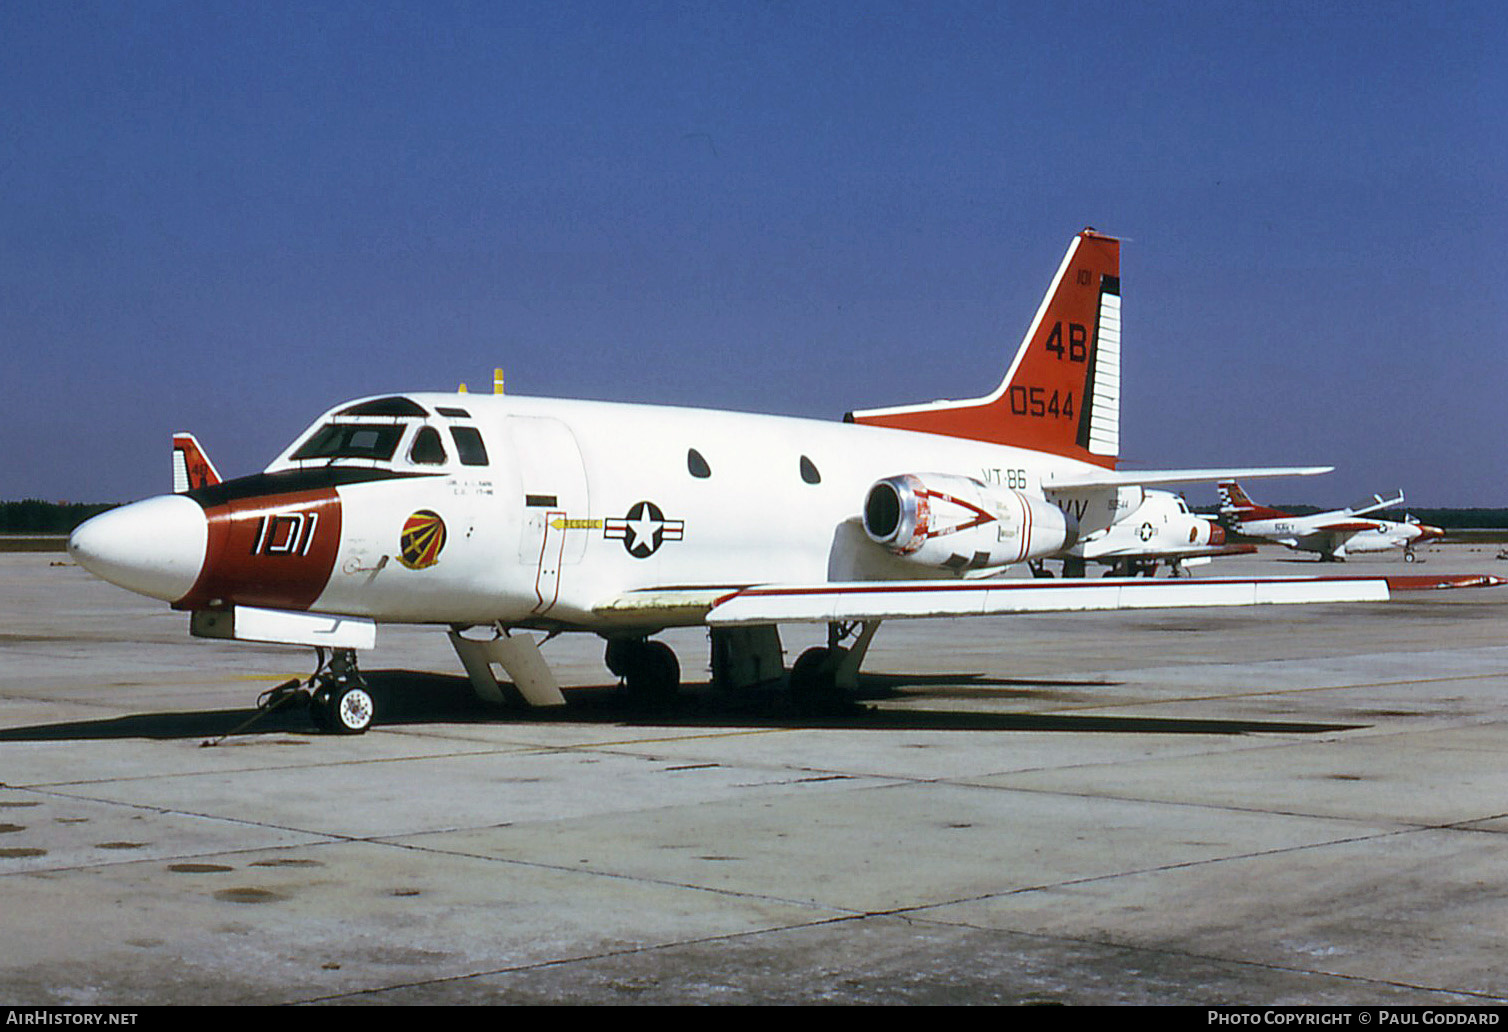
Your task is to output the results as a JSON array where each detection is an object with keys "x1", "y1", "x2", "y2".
[
  {"x1": 789, "y1": 646, "x2": 849, "y2": 713},
  {"x1": 604, "y1": 638, "x2": 634, "y2": 677},
  {"x1": 623, "y1": 640, "x2": 680, "y2": 706}
]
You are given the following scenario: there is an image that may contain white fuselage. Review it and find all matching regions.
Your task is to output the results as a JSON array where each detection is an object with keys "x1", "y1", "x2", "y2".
[
  {"x1": 1234, "y1": 516, "x2": 1435, "y2": 557},
  {"x1": 1070, "y1": 490, "x2": 1221, "y2": 561},
  {"x1": 271, "y1": 392, "x2": 1109, "y2": 629}
]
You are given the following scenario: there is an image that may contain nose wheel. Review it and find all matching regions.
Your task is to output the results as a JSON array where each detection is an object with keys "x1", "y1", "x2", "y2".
[{"x1": 307, "y1": 648, "x2": 374, "y2": 734}]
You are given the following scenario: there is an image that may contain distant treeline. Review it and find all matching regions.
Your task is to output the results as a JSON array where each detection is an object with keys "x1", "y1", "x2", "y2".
[{"x1": 0, "y1": 500, "x2": 118, "y2": 534}]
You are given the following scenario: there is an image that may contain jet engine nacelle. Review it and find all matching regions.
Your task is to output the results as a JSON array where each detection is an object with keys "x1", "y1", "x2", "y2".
[{"x1": 862, "y1": 473, "x2": 1078, "y2": 572}]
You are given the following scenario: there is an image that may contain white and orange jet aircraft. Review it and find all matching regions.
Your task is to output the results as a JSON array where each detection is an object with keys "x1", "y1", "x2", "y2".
[
  {"x1": 1058, "y1": 489, "x2": 1254, "y2": 578},
  {"x1": 69, "y1": 229, "x2": 1490, "y2": 733},
  {"x1": 1218, "y1": 481, "x2": 1447, "y2": 563}
]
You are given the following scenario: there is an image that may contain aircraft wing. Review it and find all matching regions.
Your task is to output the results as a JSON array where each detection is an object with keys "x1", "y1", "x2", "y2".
[
  {"x1": 1312, "y1": 521, "x2": 1386, "y2": 534},
  {"x1": 1088, "y1": 543, "x2": 1259, "y2": 562},
  {"x1": 1046, "y1": 466, "x2": 1332, "y2": 491},
  {"x1": 594, "y1": 573, "x2": 1501, "y2": 628},
  {"x1": 701, "y1": 576, "x2": 1389, "y2": 625}
]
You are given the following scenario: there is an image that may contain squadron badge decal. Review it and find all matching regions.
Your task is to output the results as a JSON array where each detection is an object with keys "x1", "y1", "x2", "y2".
[
  {"x1": 604, "y1": 501, "x2": 684, "y2": 559},
  {"x1": 399, "y1": 510, "x2": 447, "y2": 570}
]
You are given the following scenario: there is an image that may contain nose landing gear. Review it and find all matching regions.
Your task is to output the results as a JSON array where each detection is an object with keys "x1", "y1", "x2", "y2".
[
  {"x1": 306, "y1": 648, "x2": 374, "y2": 734},
  {"x1": 200, "y1": 646, "x2": 373, "y2": 746}
]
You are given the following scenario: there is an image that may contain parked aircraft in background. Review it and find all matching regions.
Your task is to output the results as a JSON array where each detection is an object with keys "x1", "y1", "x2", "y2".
[
  {"x1": 68, "y1": 230, "x2": 1488, "y2": 735},
  {"x1": 172, "y1": 434, "x2": 221, "y2": 493},
  {"x1": 1055, "y1": 489, "x2": 1254, "y2": 577},
  {"x1": 1218, "y1": 481, "x2": 1446, "y2": 562}
]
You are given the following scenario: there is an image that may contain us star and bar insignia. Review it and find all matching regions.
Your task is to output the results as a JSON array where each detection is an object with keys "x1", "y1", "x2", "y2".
[{"x1": 604, "y1": 500, "x2": 684, "y2": 559}]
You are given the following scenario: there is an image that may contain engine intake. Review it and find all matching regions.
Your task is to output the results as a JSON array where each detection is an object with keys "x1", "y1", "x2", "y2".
[{"x1": 862, "y1": 473, "x2": 1077, "y2": 572}]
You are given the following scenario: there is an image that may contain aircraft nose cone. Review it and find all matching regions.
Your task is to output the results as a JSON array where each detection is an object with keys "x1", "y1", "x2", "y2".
[{"x1": 69, "y1": 495, "x2": 208, "y2": 603}]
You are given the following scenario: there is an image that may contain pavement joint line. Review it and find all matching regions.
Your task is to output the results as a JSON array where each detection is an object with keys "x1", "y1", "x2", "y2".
[
  {"x1": 291, "y1": 913, "x2": 869, "y2": 1005},
  {"x1": 940, "y1": 773, "x2": 1508, "y2": 831},
  {"x1": 1035, "y1": 669, "x2": 1508, "y2": 715},
  {"x1": 19, "y1": 741, "x2": 1508, "y2": 853},
  {"x1": 888, "y1": 910, "x2": 1508, "y2": 1005},
  {"x1": 41, "y1": 767, "x2": 1472, "y2": 929},
  {"x1": 0, "y1": 787, "x2": 899, "y2": 925},
  {"x1": 23, "y1": 769, "x2": 1497, "y2": 916},
  {"x1": 291, "y1": 898, "x2": 1508, "y2": 1006},
  {"x1": 2, "y1": 739, "x2": 753, "y2": 790},
  {"x1": 935, "y1": 718, "x2": 1508, "y2": 783}
]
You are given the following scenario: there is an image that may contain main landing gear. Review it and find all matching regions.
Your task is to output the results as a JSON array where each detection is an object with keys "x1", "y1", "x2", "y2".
[
  {"x1": 788, "y1": 621, "x2": 880, "y2": 714},
  {"x1": 605, "y1": 620, "x2": 880, "y2": 714},
  {"x1": 605, "y1": 637, "x2": 681, "y2": 706}
]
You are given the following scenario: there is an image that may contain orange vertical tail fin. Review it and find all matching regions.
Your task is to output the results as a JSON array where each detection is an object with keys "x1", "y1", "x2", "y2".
[
  {"x1": 848, "y1": 228, "x2": 1121, "y2": 468},
  {"x1": 173, "y1": 433, "x2": 222, "y2": 493}
]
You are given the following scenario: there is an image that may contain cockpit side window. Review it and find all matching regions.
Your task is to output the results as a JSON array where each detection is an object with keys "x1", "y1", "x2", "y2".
[
  {"x1": 291, "y1": 423, "x2": 405, "y2": 461},
  {"x1": 409, "y1": 426, "x2": 447, "y2": 465},
  {"x1": 450, "y1": 426, "x2": 489, "y2": 466}
]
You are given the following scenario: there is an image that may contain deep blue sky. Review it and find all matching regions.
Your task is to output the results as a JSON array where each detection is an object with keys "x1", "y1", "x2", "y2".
[{"x1": 4, "y1": 1, "x2": 1504, "y2": 507}]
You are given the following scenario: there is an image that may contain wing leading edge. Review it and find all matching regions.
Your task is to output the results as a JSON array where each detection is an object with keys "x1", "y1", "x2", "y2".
[
  {"x1": 595, "y1": 575, "x2": 1385, "y2": 628},
  {"x1": 702, "y1": 576, "x2": 1392, "y2": 625},
  {"x1": 593, "y1": 573, "x2": 1503, "y2": 629}
]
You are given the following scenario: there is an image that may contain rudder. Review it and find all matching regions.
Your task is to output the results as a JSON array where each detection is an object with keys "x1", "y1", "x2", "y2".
[
  {"x1": 1217, "y1": 481, "x2": 1284, "y2": 521},
  {"x1": 173, "y1": 433, "x2": 222, "y2": 493}
]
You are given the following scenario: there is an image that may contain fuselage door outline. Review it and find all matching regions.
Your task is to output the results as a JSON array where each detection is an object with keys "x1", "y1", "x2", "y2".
[{"x1": 506, "y1": 416, "x2": 591, "y2": 616}]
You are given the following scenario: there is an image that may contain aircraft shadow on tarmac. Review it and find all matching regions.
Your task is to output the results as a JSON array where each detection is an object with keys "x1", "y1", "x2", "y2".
[{"x1": 0, "y1": 669, "x2": 1364, "y2": 742}]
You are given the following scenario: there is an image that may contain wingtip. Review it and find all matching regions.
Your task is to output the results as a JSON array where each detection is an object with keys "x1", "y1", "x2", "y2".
[{"x1": 1385, "y1": 574, "x2": 1507, "y2": 591}]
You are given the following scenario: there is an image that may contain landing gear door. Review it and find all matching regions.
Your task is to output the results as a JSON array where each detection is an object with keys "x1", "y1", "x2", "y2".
[{"x1": 507, "y1": 416, "x2": 590, "y2": 613}]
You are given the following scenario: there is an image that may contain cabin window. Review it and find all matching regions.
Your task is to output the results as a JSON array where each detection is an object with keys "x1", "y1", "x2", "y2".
[
  {"x1": 799, "y1": 455, "x2": 821, "y2": 484},
  {"x1": 291, "y1": 423, "x2": 405, "y2": 461},
  {"x1": 409, "y1": 426, "x2": 447, "y2": 465},
  {"x1": 450, "y1": 426, "x2": 489, "y2": 466},
  {"x1": 687, "y1": 448, "x2": 711, "y2": 478}
]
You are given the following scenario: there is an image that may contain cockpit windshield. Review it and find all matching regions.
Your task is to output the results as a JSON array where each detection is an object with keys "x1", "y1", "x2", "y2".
[{"x1": 290, "y1": 423, "x2": 406, "y2": 462}]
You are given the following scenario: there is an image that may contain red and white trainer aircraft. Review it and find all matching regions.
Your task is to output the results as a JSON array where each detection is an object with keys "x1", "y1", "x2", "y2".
[
  {"x1": 1218, "y1": 481, "x2": 1447, "y2": 563},
  {"x1": 68, "y1": 229, "x2": 1488, "y2": 733}
]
